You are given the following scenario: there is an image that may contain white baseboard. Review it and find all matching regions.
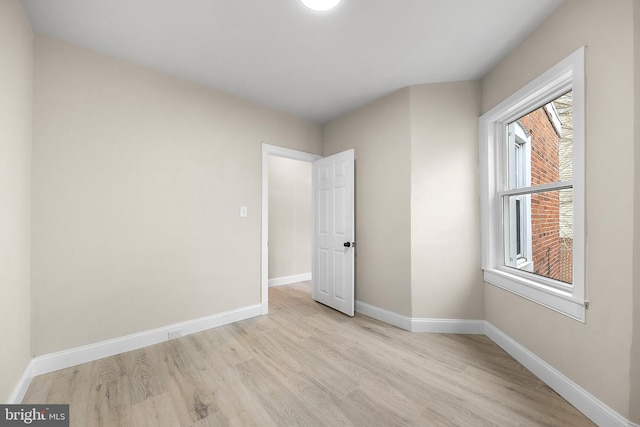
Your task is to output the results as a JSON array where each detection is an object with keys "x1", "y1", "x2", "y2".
[
  {"x1": 411, "y1": 318, "x2": 485, "y2": 334},
  {"x1": 9, "y1": 299, "x2": 637, "y2": 427},
  {"x1": 485, "y1": 322, "x2": 632, "y2": 427},
  {"x1": 7, "y1": 359, "x2": 35, "y2": 404},
  {"x1": 355, "y1": 300, "x2": 636, "y2": 426},
  {"x1": 355, "y1": 300, "x2": 412, "y2": 330},
  {"x1": 7, "y1": 304, "x2": 261, "y2": 403},
  {"x1": 268, "y1": 273, "x2": 311, "y2": 287},
  {"x1": 355, "y1": 300, "x2": 484, "y2": 334},
  {"x1": 30, "y1": 304, "x2": 262, "y2": 377}
]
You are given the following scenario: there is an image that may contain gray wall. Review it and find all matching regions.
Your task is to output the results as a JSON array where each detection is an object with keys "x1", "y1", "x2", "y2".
[{"x1": 0, "y1": 0, "x2": 33, "y2": 402}]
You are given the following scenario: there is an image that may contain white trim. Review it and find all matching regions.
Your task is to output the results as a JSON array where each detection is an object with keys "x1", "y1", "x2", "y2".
[
  {"x1": 479, "y1": 46, "x2": 586, "y2": 321},
  {"x1": 30, "y1": 304, "x2": 261, "y2": 377},
  {"x1": 485, "y1": 323, "x2": 631, "y2": 427},
  {"x1": 499, "y1": 180, "x2": 573, "y2": 197},
  {"x1": 261, "y1": 144, "x2": 322, "y2": 315},
  {"x1": 355, "y1": 300, "x2": 412, "y2": 331},
  {"x1": 9, "y1": 301, "x2": 636, "y2": 426},
  {"x1": 544, "y1": 102, "x2": 563, "y2": 136},
  {"x1": 354, "y1": 301, "x2": 634, "y2": 426},
  {"x1": 485, "y1": 269, "x2": 585, "y2": 322},
  {"x1": 6, "y1": 360, "x2": 35, "y2": 404},
  {"x1": 268, "y1": 272, "x2": 312, "y2": 287},
  {"x1": 411, "y1": 318, "x2": 485, "y2": 334},
  {"x1": 355, "y1": 301, "x2": 484, "y2": 334}
]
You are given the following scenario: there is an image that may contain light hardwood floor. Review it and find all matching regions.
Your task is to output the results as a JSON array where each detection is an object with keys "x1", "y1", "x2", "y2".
[{"x1": 23, "y1": 282, "x2": 595, "y2": 426}]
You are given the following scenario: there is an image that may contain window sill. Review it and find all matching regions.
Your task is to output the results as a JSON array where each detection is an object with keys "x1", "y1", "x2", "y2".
[
  {"x1": 515, "y1": 259, "x2": 533, "y2": 272},
  {"x1": 483, "y1": 268, "x2": 586, "y2": 322}
]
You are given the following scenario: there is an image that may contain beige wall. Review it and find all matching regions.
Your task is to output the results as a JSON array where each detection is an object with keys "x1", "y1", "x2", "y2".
[
  {"x1": 631, "y1": 0, "x2": 640, "y2": 423},
  {"x1": 322, "y1": 89, "x2": 412, "y2": 316},
  {"x1": 321, "y1": 82, "x2": 484, "y2": 320},
  {"x1": 12, "y1": 1, "x2": 639, "y2": 420},
  {"x1": 409, "y1": 81, "x2": 484, "y2": 319},
  {"x1": 268, "y1": 156, "x2": 312, "y2": 279},
  {"x1": 0, "y1": 0, "x2": 33, "y2": 402},
  {"x1": 482, "y1": 0, "x2": 635, "y2": 418},
  {"x1": 32, "y1": 35, "x2": 321, "y2": 355}
]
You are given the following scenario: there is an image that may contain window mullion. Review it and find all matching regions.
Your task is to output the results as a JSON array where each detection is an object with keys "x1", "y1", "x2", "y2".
[{"x1": 499, "y1": 181, "x2": 573, "y2": 198}]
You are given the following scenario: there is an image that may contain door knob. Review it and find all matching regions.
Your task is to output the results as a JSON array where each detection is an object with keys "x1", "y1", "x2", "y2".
[{"x1": 344, "y1": 242, "x2": 351, "y2": 247}]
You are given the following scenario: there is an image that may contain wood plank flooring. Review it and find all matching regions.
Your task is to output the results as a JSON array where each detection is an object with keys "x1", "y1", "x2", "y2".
[{"x1": 23, "y1": 282, "x2": 595, "y2": 426}]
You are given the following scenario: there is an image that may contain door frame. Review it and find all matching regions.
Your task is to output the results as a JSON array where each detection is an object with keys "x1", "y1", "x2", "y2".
[{"x1": 261, "y1": 143, "x2": 322, "y2": 314}]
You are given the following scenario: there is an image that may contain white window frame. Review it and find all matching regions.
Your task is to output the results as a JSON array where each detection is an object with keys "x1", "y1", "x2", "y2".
[
  {"x1": 506, "y1": 122, "x2": 532, "y2": 272},
  {"x1": 479, "y1": 47, "x2": 586, "y2": 322}
]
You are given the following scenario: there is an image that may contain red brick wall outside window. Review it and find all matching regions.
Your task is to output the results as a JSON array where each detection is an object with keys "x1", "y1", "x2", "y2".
[{"x1": 518, "y1": 96, "x2": 572, "y2": 283}]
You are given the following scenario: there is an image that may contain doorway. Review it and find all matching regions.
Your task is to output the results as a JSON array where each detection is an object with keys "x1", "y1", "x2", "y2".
[
  {"x1": 267, "y1": 156, "x2": 312, "y2": 287},
  {"x1": 261, "y1": 144, "x2": 321, "y2": 314}
]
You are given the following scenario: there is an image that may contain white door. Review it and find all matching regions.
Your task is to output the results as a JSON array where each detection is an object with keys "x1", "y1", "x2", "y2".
[{"x1": 312, "y1": 149, "x2": 355, "y2": 316}]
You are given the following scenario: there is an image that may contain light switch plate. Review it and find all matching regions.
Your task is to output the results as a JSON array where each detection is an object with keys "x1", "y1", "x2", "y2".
[{"x1": 240, "y1": 206, "x2": 248, "y2": 218}]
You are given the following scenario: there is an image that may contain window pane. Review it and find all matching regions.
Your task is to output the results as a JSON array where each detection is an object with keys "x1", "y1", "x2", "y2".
[
  {"x1": 507, "y1": 91, "x2": 573, "y2": 190},
  {"x1": 505, "y1": 189, "x2": 573, "y2": 284}
]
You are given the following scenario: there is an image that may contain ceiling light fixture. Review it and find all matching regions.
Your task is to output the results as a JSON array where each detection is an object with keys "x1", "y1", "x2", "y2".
[{"x1": 300, "y1": 0, "x2": 342, "y2": 12}]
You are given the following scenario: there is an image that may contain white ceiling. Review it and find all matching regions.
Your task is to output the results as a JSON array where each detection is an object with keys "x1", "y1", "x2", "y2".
[{"x1": 22, "y1": 0, "x2": 565, "y2": 124}]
